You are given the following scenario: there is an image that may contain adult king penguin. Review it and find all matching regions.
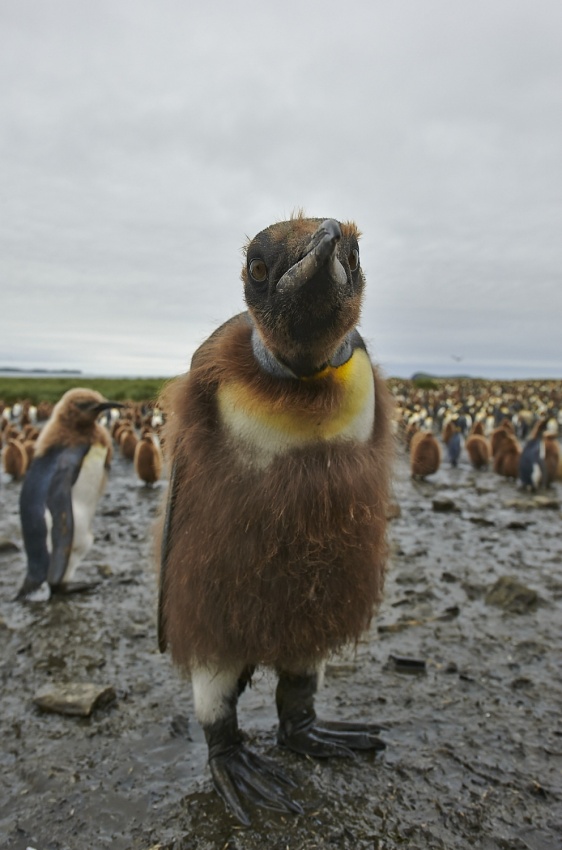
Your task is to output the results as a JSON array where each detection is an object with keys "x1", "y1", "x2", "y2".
[
  {"x1": 18, "y1": 388, "x2": 123, "y2": 601},
  {"x1": 159, "y1": 215, "x2": 394, "y2": 825}
]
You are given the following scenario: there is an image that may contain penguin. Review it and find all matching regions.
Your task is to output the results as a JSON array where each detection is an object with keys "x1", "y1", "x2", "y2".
[
  {"x1": 493, "y1": 430, "x2": 521, "y2": 479},
  {"x1": 119, "y1": 425, "x2": 138, "y2": 460},
  {"x1": 410, "y1": 430, "x2": 440, "y2": 479},
  {"x1": 2, "y1": 438, "x2": 28, "y2": 480},
  {"x1": 544, "y1": 433, "x2": 561, "y2": 483},
  {"x1": 444, "y1": 421, "x2": 462, "y2": 467},
  {"x1": 158, "y1": 215, "x2": 394, "y2": 825},
  {"x1": 519, "y1": 418, "x2": 548, "y2": 490},
  {"x1": 17, "y1": 388, "x2": 123, "y2": 601},
  {"x1": 465, "y1": 433, "x2": 490, "y2": 469},
  {"x1": 134, "y1": 431, "x2": 163, "y2": 485}
]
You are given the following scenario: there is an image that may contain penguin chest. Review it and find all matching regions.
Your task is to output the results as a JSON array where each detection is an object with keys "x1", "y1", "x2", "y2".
[
  {"x1": 217, "y1": 349, "x2": 375, "y2": 468},
  {"x1": 65, "y1": 444, "x2": 108, "y2": 578}
]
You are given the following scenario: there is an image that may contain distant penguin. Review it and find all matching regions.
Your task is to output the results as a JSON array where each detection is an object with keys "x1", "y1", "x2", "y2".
[
  {"x1": 465, "y1": 434, "x2": 490, "y2": 469},
  {"x1": 410, "y1": 430, "x2": 440, "y2": 479},
  {"x1": 444, "y1": 423, "x2": 462, "y2": 467},
  {"x1": 158, "y1": 215, "x2": 394, "y2": 825},
  {"x1": 544, "y1": 434, "x2": 561, "y2": 483},
  {"x1": 493, "y1": 431, "x2": 521, "y2": 479},
  {"x1": 17, "y1": 388, "x2": 123, "y2": 601},
  {"x1": 119, "y1": 425, "x2": 138, "y2": 460},
  {"x1": 134, "y1": 432, "x2": 163, "y2": 485},
  {"x1": 519, "y1": 419, "x2": 548, "y2": 490},
  {"x1": 2, "y1": 438, "x2": 28, "y2": 480}
]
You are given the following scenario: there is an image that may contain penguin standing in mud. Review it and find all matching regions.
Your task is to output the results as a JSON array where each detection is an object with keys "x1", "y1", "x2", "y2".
[
  {"x1": 158, "y1": 215, "x2": 394, "y2": 825},
  {"x1": 519, "y1": 418, "x2": 548, "y2": 490},
  {"x1": 17, "y1": 388, "x2": 123, "y2": 601}
]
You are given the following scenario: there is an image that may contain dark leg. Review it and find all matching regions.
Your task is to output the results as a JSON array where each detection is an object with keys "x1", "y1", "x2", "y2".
[
  {"x1": 192, "y1": 664, "x2": 303, "y2": 826},
  {"x1": 276, "y1": 669, "x2": 386, "y2": 758}
]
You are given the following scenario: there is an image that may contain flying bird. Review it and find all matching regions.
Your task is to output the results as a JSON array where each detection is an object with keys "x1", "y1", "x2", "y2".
[
  {"x1": 158, "y1": 215, "x2": 394, "y2": 825},
  {"x1": 17, "y1": 388, "x2": 123, "y2": 601}
]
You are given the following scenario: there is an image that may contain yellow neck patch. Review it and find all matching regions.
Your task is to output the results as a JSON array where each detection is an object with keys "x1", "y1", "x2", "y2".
[{"x1": 217, "y1": 349, "x2": 375, "y2": 466}]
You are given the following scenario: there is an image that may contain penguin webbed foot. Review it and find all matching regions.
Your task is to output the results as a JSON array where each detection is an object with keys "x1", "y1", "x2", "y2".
[
  {"x1": 278, "y1": 717, "x2": 386, "y2": 758},
  {"x1": 51, "y1": 580, "x2": 101, "y2": 595},
  {"x1": 209, "y1": 743, "x2": 304, "y2": 827}
]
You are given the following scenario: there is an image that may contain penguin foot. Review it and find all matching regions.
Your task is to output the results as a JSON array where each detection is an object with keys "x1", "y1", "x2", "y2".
[
  {"x1": 204, "y1": 716, "x2": 303, "y2": 826},
  {"x1": 209, "y1": 743, "x2": 304, "y2": 826},
  {"x1": 278, "y1": 718, "x2": 386, "y2": 758},
  {"x1": 15, "y1": 579, "x2": 51, "y2": 603},
  {"x1": 51, "y1": 580, "x2": 101, "y2": 595}
]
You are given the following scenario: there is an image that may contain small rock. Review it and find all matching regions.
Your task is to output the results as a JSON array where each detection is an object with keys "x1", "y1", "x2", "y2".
[
  {"x1": 485, "y1": 576, "x2": 539, "y2": 614},
  {"x1": 96, "y1": 563, "x2": 113, "y2": 578},
  {"x1": 385, "y1": 655, "x2": 427, "y2": 674},
  {"x1": 467, "y1": 515, "x2": 495, "y2": 526},
  {"x1": 33, "y1": 683, "x2": 116, "y2": 716},
  {"x1": 432, "y1": 497, "x2": 459, "y2": 513},
  {"x1": 0, "y1": 538, "x2": 19, "y2": 554}
]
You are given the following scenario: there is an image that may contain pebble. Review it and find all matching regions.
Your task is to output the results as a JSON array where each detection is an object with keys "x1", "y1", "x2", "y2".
[
  {"x1": 33, "y1": 682, "x2": 116, "y2": 716},
  {"x1": 485, "y1": 576, "x2": 539, "y2": 614}
]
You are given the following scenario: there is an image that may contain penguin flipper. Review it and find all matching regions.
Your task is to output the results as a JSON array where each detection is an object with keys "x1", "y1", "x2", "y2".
[
  {"x1": 46, "y1": 445, "x2": 90, "y2": 586},
  {"x1": 158, "y1": 459, "x2": 179, "y2": 652}
]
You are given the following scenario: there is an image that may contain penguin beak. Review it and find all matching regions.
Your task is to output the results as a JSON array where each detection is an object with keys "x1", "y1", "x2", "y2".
[
  {"x1": 93, "y1": 401, "x2": 125, "y2": 415},
  {"x1": 276, "y1": 219, "x2": 347, "y2": 295}
]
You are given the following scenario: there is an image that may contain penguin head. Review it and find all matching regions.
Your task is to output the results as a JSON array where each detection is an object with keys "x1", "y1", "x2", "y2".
[
  {"x1": 242, "y1": 215, "x2": 365, "y2": 377},
  {"x1": 53, "y1": 388, "x2": 124, "y2": 429}
]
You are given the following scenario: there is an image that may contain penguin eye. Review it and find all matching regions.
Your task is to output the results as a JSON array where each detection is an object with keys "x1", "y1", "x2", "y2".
[
  {"x1": 348, "y1": 248, "x2": 359, "y2": 272},
  {"x1": 249, "y1": 258, "x2": 268, "y2": 284}
]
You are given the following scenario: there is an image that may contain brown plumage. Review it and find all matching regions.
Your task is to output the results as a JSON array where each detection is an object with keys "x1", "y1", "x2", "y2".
[
  {"x1": 119, "y1": 426, "x2": 138, "y2": 461},
  {"x1": 544, "y1": 434, "x2": 560, "y2": 485},
  {"x1": 465, "y1": 434, "x2": 490, "y2": 469},
  {"x1": 410, "y1": 430, "x2": 440, "y2": 478},
  {"x1": 158, "y1": 215, "x2": 394, "y2": 824},
  {"x1": 2, "y1": 439, "x2": 28, "y2": 479},
  {"x1": 35, "y1": 388, "x2": 112, "y2": 465},
  {"x1": 470, "y1": 420, "x2": 485, "y2": 436},
  {"x1": 160, "y1": 320, "x2": 393, "y2": 670},
  {"x1": 492, "y1": 431, "x2": 521, "y2": 478},
  {"x1": 134, "y1": 433, "x2": 163, "y2": 485}
]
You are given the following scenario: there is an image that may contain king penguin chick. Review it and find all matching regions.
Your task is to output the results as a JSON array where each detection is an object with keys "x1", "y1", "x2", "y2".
[
  {"x1": 17, "y1": 388, "x2": 123, "y2": 601},
  {"x1": 134, "y1": 431, "x2": 163, "y2": 486},
  {"x1": 158, "y1": 216, "x2": 394, "y2": 825}
]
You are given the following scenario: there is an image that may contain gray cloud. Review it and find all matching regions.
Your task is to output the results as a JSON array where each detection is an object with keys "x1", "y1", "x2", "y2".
[{"x1": 1, "y1": 0, "x2": 561, "y2": 378}]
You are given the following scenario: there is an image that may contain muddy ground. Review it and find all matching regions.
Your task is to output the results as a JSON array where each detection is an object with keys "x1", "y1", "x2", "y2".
[{"x1": 0, "y1": 445, "x2": 561, "y2": 850}]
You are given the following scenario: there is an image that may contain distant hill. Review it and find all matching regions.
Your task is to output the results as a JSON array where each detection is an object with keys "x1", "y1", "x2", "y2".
[{"x1": 0, "y1": 367, "x2": 81, "y2": 375}]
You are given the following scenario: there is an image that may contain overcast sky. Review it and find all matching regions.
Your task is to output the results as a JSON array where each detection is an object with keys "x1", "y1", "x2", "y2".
[{"x1": 1, "y1": 0, "x2": 561, "y2": 380}]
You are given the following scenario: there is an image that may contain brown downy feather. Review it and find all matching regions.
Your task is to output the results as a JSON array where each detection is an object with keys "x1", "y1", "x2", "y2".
[
  {"x1": 493, "y1": 431, "x2": 521, "y2": 478},
  {"x1": 159, "y1": 316, "x2": 394, "y2": 672},
  {"x1": 465, "y1": 434, "x2": 490, "y2": 469},
  {"x1": 134, "y1": 434, "x2": 163, "y2": 485},
  {"x1": 2, "y1": 439, "x2": 28, "y2": 479},
  {"x1": 409, "y1": 431, "x2": 440, "y2": 478},
  {"x1": 35, "y1": 389, "x2": 113, "y2": 467}
]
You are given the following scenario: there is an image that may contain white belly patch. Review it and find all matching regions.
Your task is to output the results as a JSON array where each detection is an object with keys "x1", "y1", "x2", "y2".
[{"x1": 65, "y1": 444, "x2": 108, "y2": 581}]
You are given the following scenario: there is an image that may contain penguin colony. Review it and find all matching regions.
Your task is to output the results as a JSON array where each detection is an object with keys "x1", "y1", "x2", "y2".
[
  {"x1": 392, "y1": 379, "x2": 561, "y2": 489},
  {"x1": 158, "y1": 216, "x2": 394, "y2": 823},
  {"x1": 1, "y1": 229, "x2": 561, "y2": 825}
]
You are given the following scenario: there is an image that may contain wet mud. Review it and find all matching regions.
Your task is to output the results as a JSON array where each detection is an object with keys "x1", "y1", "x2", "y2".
[{"x1": 1, "y1": 448, "x2": 561, "y2": 849}]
